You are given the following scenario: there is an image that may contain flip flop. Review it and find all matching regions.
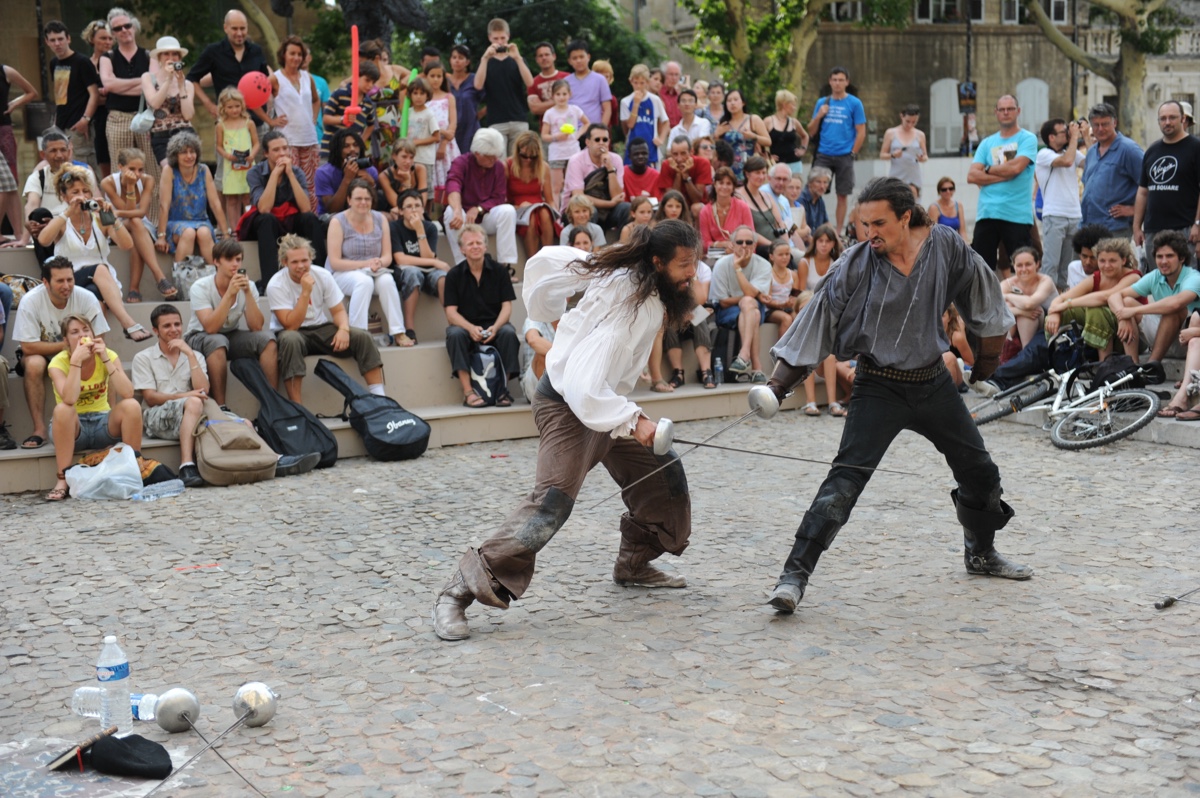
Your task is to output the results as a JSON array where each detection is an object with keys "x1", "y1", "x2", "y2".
[
  {"x1": 650, "y1": 379, "x2": 675, "y2": 393},
  {"x1": 405, "y1": 329, "x2": 418, "y2": 345},
  {"x1": 124, "y1": 324, "x2": 152, "y2": 342},
  {"x1": 1158, "y1": 405, "x2": 1188, "y2": 418},
  {"x1": 44, "y1": 485, "x2": 69, "y2": 502},
  {"x1": 21, "y1": 434, "x2": 46, "y2": 449},
  {"x1": 1176, "y1": 409, "x2": 1200, "y2": 421}
]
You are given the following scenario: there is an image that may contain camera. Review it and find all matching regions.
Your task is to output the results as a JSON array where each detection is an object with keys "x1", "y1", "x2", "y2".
[
  {"x1": 172, "y1": 62, "x2": 185, "y2": 72},
  {"x1": 1077, "y1": 118, "x2": 1089, "y2": 127},
  {"x1": 494, "y1": 44, "x2": 508, "y2": 53},
  {"x1": 354, "y1": 156, "x2": 372, "y2": 169},
  {"x1": 82, "y1": 200, "x2": 101, "y2": 211}
]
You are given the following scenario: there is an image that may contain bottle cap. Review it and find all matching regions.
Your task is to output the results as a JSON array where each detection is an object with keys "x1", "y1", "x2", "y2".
[{"x1": 104, "y1": 635, "x2": 116, "y2": 643}]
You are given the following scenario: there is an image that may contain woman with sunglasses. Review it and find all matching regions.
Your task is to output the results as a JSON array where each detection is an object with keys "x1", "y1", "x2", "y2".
[
  {"x1": 928, "y1": 177, "x2": 969, "y2": 241},
  {"x1": 506, "y1": 130, "x2": 557, "y2": 257}
]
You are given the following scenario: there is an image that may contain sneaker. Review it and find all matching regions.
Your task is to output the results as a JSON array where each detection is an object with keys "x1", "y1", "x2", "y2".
[
  {"x1": 728, "y1": 356, "x2": 751, "y2": 374},
  {"x1": 750, "y1": 370, "x2": 767, "y2": 384},
  {"x1": 0, "y1": 423, "x2": 15, "y2": 450},
  {"x1": 276, "y1": 452, "x2": 320, "y2": 477},
  {"x1": 179, "y1": 463, "x2": 204, "y2": 488},
  {"x1": 969, "y1": 379, "x2": 1000, "y2": 398}
]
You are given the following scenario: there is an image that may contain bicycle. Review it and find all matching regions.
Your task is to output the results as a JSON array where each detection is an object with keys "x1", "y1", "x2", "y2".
[{"x1": 968, "y1": 326, "x2": 1163, "y2": 450}]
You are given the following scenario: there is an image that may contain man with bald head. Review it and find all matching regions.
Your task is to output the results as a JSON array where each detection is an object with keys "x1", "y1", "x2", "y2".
[{"x1": 966, "y1": 94, "x2": 1038, "y2": 277}]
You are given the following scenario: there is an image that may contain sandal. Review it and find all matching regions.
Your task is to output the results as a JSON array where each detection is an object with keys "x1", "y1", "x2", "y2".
[
  {"x1": 668, "y1": 369, "x2": 685, "y2": 389},
  {"x1": 21, "y1": 434, "x2": 46, "y2": 449},
  {"x1": 1158, "y1": 404, "x2": 1188, "y2": 418},
  {"x1": 45, "y1": 472, "x2": 69, "y2": 502},
  {"x1": 126, "y1": 289, "x2": 142, "y2": 303},
  {"x1": 495, "y1": 391, "x2": 515, "y2": 407},
  {"x1": 829, "y1": 402, "x2": 847, "y2": 417},
  {"x1": 405, "y1": 329, "x2": 418, "y2": 346},
  {"x1": 1177, "y1": 409, "x2": 1200, "y2": 422},
  {"x1": 463, "y1": 390, "x2": 486, "y2": 408},
  {"x1": 803, "y1": 402, "x2": 820, "y2": 416},
  {"x1": 394, "y1": 333, "x2": 415, "y2": 347},
  {"x1": 157, "y1": 278, "x2": 178, "y2": 299},
  {"x1": 124, "y1": 324, "x2": 152, "y2": 342},
  {"x1": 650, "y1": 379, "x2": 675, "y2": 393},
  {"x1": 506, "y1": 264, "x2": 519, "y2": 283},
  {"x1": 700, "y1": 369, "x2": 716, "y2": 389}
]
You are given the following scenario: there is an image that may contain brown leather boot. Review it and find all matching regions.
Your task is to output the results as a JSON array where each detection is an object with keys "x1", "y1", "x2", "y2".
[
  {"x1": 432, "y1": 570, "x2": 474, "y2": 640},
  {"x1": 613, "y1": 542, "x2": 686, "y2": 588}
]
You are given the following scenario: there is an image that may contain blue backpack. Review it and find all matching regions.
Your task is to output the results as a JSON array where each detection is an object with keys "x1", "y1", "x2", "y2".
[{"x1": 469, "y1": 345, "x2": 508, "y2": 406}]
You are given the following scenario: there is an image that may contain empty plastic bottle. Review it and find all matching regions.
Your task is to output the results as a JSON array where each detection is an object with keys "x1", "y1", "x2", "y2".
[
  {"x1": 96, "y1": 635, "x2": 133, "y2": 734},
  {"x1": 714, "y1": 357, "x2": 724, "y2": 386},
  {"x1": 131, "y1": 480, "x2": 185, "y2": 501},
  {"x1": 73, "y1": 686, "x2": 159, "y2": 722}
]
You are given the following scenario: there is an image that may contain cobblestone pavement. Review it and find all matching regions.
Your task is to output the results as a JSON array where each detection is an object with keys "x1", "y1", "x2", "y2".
[{"x1": 1, "y1": 409, "x2": 1198, "y2": 797}]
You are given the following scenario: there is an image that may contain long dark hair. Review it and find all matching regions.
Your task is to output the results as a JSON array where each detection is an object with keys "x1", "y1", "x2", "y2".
[
  {"x1": 856, "y1": 177, "x2": 931, "y2": 227},
  {"x1": 571, "y1": 219, "x2": 699, "y2": 322},
  {"x1": 328, "y1": 128, "x2": 367, "y2": 171}
]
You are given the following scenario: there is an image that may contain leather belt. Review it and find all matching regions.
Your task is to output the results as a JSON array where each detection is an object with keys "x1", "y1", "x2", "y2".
[{"x1": 857, "y1": 357, "x2": 945, "y2": 383}]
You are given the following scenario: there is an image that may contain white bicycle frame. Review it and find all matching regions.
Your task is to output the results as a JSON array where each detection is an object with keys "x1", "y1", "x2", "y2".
[{"x1": 1014, "y1": 368, "x2": 1139, "y2": 428}]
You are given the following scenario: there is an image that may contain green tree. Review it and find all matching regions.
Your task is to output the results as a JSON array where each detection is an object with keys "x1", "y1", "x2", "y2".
[
  {"x1": 677, "y1": 0, "x2": 910, "y2": 112},
  {"x1": 420, "y1": 0, "x2": 659, "y2": 100},
  {"x1": 1021, "y1": 0, "x2": 1186, "y2": 144}
]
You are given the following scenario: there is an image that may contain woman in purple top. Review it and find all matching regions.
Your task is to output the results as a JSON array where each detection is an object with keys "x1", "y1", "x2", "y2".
[{"x1": 447, "y1": 45, "x2": 483, "y2": 156}]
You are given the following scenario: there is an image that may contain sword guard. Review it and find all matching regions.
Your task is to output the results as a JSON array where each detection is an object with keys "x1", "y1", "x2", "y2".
[
  {"x1": 747, "y1": 385, "x2": 781, "y2": 419},
  {"x1": 653, "y1": 417, "x2": 675, "y2": 456}
]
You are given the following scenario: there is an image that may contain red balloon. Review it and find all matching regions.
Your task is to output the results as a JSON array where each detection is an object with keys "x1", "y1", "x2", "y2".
[{"x1": 237, "y1": 72, "x2": 271, "y2": 110}]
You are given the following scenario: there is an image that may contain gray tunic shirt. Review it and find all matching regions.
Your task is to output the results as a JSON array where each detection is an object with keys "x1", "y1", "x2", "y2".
[{"x1": 771, "y1": 224, "x2": 1013, "y2": 370}]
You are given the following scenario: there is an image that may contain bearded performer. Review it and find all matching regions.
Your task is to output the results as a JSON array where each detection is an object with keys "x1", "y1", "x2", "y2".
[
  {"x1": 433, "y1": 220, "x2": 702, "y2": 640},
  {"x1": 763, "y1": 177, "x2": 1034, "y2": 613}
]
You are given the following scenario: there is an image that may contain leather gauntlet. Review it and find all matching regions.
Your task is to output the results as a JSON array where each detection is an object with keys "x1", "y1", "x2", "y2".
[
  {"x1": 968, "y1": 333, "x2": 1005, "y2": 383},
  {"x1": 767, "y1": 359, "x2": 812, "y2": 403}
]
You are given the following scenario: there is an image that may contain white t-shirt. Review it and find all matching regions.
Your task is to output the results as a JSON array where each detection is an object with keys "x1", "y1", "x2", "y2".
[
  {"x1": 12, "y1": 284, "x2": 110, "y2": 344},
  {"x1": 1066, "y1": 258, "x2": 1086, "y2": 289},
  {"x1": 186, "y1": 275, "x2": 261, "y2": 335},
  {"x1": 406, "y1": 107, "x2": 441, "y2": 166},
  {"x1": 709, "y1": 254, "x2": 772, "y2": 303},
  {"x1": 1035, "y1": 148, "x2": 1085, "y2": 219},
  {"x1": 267, "y1": 266, "x2": 344, "y2": 331},
  {"x1": 23, "y1": 164, "x2": 100, "y2": 215},
  {"x1": 669, "y1": 117, "x2": 713, "y2": 144}
]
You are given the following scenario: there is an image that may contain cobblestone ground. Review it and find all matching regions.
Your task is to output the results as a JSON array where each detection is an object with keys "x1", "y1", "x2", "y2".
[{"x1": 1, "y1": 409, "x2": 1198, "y2": 797}]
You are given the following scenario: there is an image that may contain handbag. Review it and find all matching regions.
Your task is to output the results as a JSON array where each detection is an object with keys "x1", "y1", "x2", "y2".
[{"x1": 130, "y1": 93, "x2": 154, "y2": 135}]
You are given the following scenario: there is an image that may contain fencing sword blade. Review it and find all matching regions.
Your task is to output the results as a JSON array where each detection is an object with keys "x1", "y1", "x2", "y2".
[
  {"x1": 143, "y1": 712, "x2": 252, "y2": 797},
  {"x1": 183, "y1": 716, "x2": 268, "y2": 797},
  {"x1": 672, "y1": 438, "x2": 916, "y2": 476},
  {"x1": 585, "y1": 408, "x2": 760, "y2": 511}
]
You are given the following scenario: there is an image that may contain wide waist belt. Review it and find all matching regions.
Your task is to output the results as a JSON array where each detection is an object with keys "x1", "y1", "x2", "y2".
[{"x1": 857, "y1": 357, "x2": 945, "y2": 383}]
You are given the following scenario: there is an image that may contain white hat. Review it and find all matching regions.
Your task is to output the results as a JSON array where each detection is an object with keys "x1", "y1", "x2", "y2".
[
  {"x1": 150, "y1": 36, "x2": 188, "y2": 59},
  {"x1": 1180, "y1": 101, "x2": 1194, "y2": 125}
]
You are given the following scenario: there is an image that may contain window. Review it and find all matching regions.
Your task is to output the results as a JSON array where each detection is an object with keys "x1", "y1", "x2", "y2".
[
  {"x1": 1003, "y1": 0, "x2": 1067, "y2": 24},
  {"x1": 915, "y1": 0, "x2": 983, "y2": 23},
  {"x1": 929, "y1": 78, "x2": 961, "y2": 155},
  {"x1": 825, "y1": 2, "x2": 863, "y2": 22}
]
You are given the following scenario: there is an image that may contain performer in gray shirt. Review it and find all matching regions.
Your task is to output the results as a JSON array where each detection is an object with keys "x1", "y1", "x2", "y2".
[{"x1": 762, "y1": 177, "x2": 1033, "y2": 613}]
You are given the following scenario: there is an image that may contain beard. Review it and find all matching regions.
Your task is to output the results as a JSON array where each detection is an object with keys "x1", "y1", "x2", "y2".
[{"x1": 656, "y1": 271, "x2": 697, "y2": 330}]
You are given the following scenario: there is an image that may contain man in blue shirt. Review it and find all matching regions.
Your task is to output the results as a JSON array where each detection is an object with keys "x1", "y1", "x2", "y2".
[
  {"x1": 967, "y1": 94, "x2": 1038, "y2": 277},
  {"x1": 1079, "y1": 103, "x2": 1143, "y2": 237},
  {"x1": 1110, "y1": 230, "x2": 1200, "y2": 363},
  {"x1": 807, "y1": 67, "x2": 865, "y2": 232}
]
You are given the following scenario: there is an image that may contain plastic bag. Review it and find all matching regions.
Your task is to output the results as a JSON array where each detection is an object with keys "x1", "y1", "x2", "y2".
[{"x1": 65, "y1": 444, "x2": 143, "y2": 500}]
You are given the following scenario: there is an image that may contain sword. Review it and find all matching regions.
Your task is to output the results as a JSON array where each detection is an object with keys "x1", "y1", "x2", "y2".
[{"x1": 672, "y1": 438, "x2": 915, "y2": 476}]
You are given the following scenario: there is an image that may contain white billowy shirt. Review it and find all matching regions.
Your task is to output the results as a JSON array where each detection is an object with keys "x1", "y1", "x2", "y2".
[{"x1": 523, "y1": 246, "x2": 665, "y2": 438}]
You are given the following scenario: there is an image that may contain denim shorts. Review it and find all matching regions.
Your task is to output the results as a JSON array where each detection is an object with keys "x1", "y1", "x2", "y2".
[
  {"x1": 715, "y1": 300, "x2": 768, "y2": 328},
  {"x1": 52, "y1": 411, "x2": 119, "y2": 451}
]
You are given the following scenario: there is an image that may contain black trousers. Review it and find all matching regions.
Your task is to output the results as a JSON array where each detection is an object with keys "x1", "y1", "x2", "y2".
[
  {"x1": 247, "y1": 211, "x2": 326, "y2": 292},
  {"x1": 971, "y1": 218, "x2": 1033, "y2": 271},
  {"x1": 777, "y1": 368, "x2": 1007, "y2": 588},
  {"x1": 445, "y1": 323, "x2": 520, "y2": 380}
]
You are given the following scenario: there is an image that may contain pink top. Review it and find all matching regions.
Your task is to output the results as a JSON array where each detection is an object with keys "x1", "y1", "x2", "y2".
[{"x1": 698, "y1": 197, "x2": 753, "y2": 253}]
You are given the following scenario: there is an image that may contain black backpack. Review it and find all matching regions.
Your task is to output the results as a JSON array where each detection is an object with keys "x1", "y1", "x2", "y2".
[
  {"x1": 313, "y1": 359, "x2": 431, "y2": 461},
  {"x1": 229, "y1": 358, "x2": 338, "y2": 468},
  {"x1": 469, "y1": 344, "x2": 508, "y2": 406}
]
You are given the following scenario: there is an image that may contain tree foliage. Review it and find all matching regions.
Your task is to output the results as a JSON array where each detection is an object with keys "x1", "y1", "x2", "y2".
[
  {"x1": 677, "y1": 0, "x2": 910, "y2": 113},
  {"x1": 420, "y1": 0, "x2": 659, "y2": 98}
]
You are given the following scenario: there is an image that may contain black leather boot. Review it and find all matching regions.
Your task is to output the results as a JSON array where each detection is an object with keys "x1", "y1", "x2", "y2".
[
  {"x1": 768, "y1": 511, "x2": 842, "y2": 612},
  {"x1": 953, "y1": 489, "x2": 1033, "y2": 580}
]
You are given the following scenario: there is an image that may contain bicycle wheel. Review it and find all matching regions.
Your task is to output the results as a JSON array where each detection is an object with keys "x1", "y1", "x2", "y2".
[
  {"x1": 1050, "y1": 389, "x2": 1160, "y2": 450},
  {"x1": 969, "y1": 379, "x2": 1055, "y2": 426}
]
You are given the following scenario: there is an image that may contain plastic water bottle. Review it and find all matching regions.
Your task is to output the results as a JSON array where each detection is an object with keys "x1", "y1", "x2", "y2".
[
  {"x1": 131, "y1": 479, "x2": 185, "y2": 502},
  {"x1": 96, "y1": 635, "x2": 133, "y2": 734},
  {"x1": 72, "y1": 687, "x2": 159, "y2": 722},
  {"x1": 714, "y1": 358, "x2": 724, "y2": 386}
]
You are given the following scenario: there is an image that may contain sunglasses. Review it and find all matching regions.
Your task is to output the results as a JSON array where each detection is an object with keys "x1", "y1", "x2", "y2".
[
  {"x1": 699, "y1": 144, "x2": 714, "y2": 151},
  {"x1": 518, "y1": 152, "x2": 537, "y2": 160},
  {"x1": 111, "y1": 23, "x2": 133, "y2": 32},
  {"x1": 939, "y1": 186, "x2": 955, "y2": 192},
  {"x1": 734, "y1": 239, "x2": 755, "y2": 246},
  {"x1": 591, "y1": 137, "x2": 609, "y2": 143}
]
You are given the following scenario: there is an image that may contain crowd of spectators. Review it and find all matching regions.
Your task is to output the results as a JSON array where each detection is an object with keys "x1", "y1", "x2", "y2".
[{"x1": 4, "y1": 7, "x2": 1200, "y2": 492}]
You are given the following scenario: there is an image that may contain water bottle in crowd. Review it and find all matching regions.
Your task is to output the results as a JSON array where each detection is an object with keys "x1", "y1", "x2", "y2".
[
  {"x1": 131, "y1": 479, "x2": 185, "y2": 502},
  {"x1": 72, "y1": 686, "x2": 159, "y2": 722},
  {"x1": 714, "y1": 358, "x2": 724, "y2": 385},
  {"x1": 96, "y1": 635, "x2": 133, "y2": 734}
]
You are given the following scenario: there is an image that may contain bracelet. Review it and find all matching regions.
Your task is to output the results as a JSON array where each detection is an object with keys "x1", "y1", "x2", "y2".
[
  {"x1": 70, "y1": 363, "x2": 81, "y2": 369},
  {"x1": 157, "y1": 232, "x2": 166, "y2": 239}
]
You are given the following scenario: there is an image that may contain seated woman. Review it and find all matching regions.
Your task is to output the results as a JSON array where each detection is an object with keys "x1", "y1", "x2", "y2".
[
  {"x1": 736, "y1": 156, "x2": 786, "y2": 257},
  {"x1": 1000, "y1": 246, "x2": 1057, "y2": 350},
  {"x1": 326, "y1": 178, "x2": 410, "y2": 346},
  {"x1": 796, "y1": 224, "x2": 845, "y2": 417},
  {"x1": 46, "y1": 315, "x2": 143, "y2": 501},
  {"x1": 698, "y1": 166, "x2": 752, "y2": 260},
  {"x1": 619, "y1": 196, "x2": 655, "y2": 244},
  {"x1": 559, "y1": 195, "x2": 605, "y2": 248},
  {"x1": 506, "y1": 131, "x2": 556, "y2": 257},
  {"x1": 378, "y1": 139, "x2": 429, "y2": 219},
  {"x1": 156, "y1": 131, "x2": 230, "y2": 267},
  {"x1": 1045, "y1": 237, "x2": 1141, "y2": 360},
  {"x1": 36, "y1": 166, "x2": 150, "y2": 342},
  {"x1": 100, "y1": 148, "x2": 176, "y2": 302},
  {"x1": 942, "y1": 304, "x2": 974, "y2": 388},
  {"x1": 1159, "y1": 311, "x2": 1200, "y2": 419}
]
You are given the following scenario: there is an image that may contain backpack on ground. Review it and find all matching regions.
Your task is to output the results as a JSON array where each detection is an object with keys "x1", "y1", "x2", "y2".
[
  {"x1": 193, "y1": 398, "x2": 278, "y2": 485},
  {"x1": 313, "y1": 359, "x2": 430, "y2": 461},
  {"x1": 1089, "y1": 355, "x2": 1146, "y2": 390},
  {"x1": 230, "y1": 358, "x2": 338, "y2": 468},
  {"x1": 469, "y1": 344, "x2": 508, "y2": 406},
  {"x1": 172, "y1": 256, "x2": 215, "y2": 301}
]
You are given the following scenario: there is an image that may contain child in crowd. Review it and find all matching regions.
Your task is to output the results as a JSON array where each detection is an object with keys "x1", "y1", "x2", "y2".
[
  {"x1": 321, "y1": 60, "x2": 379, "y2": 159},
  {"x1": 379, "y1": 140, "x2": 429, "y2": 219},
  {"x1": 568, "y1": 227, "x2": 594, "y2": 252},
  {"x1": 404, "y1": 77, "x2": 441, "y2": 216},
  {"x1": 559, "y1": 194, "x2": 605, "y2": 247},
  {"x1": 541, "y1": 79, "x2": 589, "y2": 207},
  {"x1": 422, "y1": 61, "x2": 459, "y2": 210},
  {"x1": 99, "y1": 148, "x2": 176, "y2": 301},
  {"x1": 653, "y1": 189, "x2": 694, "y2": 228},
  {"x1": 620, "y1": 64, "x2": 669, "y2": 167},
  {"x1": 619, "y1": 196, "x2": 655, "y2": 243},
  {"x1": 214, "y1": 87, "x2": 259, "y2": 238}
]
